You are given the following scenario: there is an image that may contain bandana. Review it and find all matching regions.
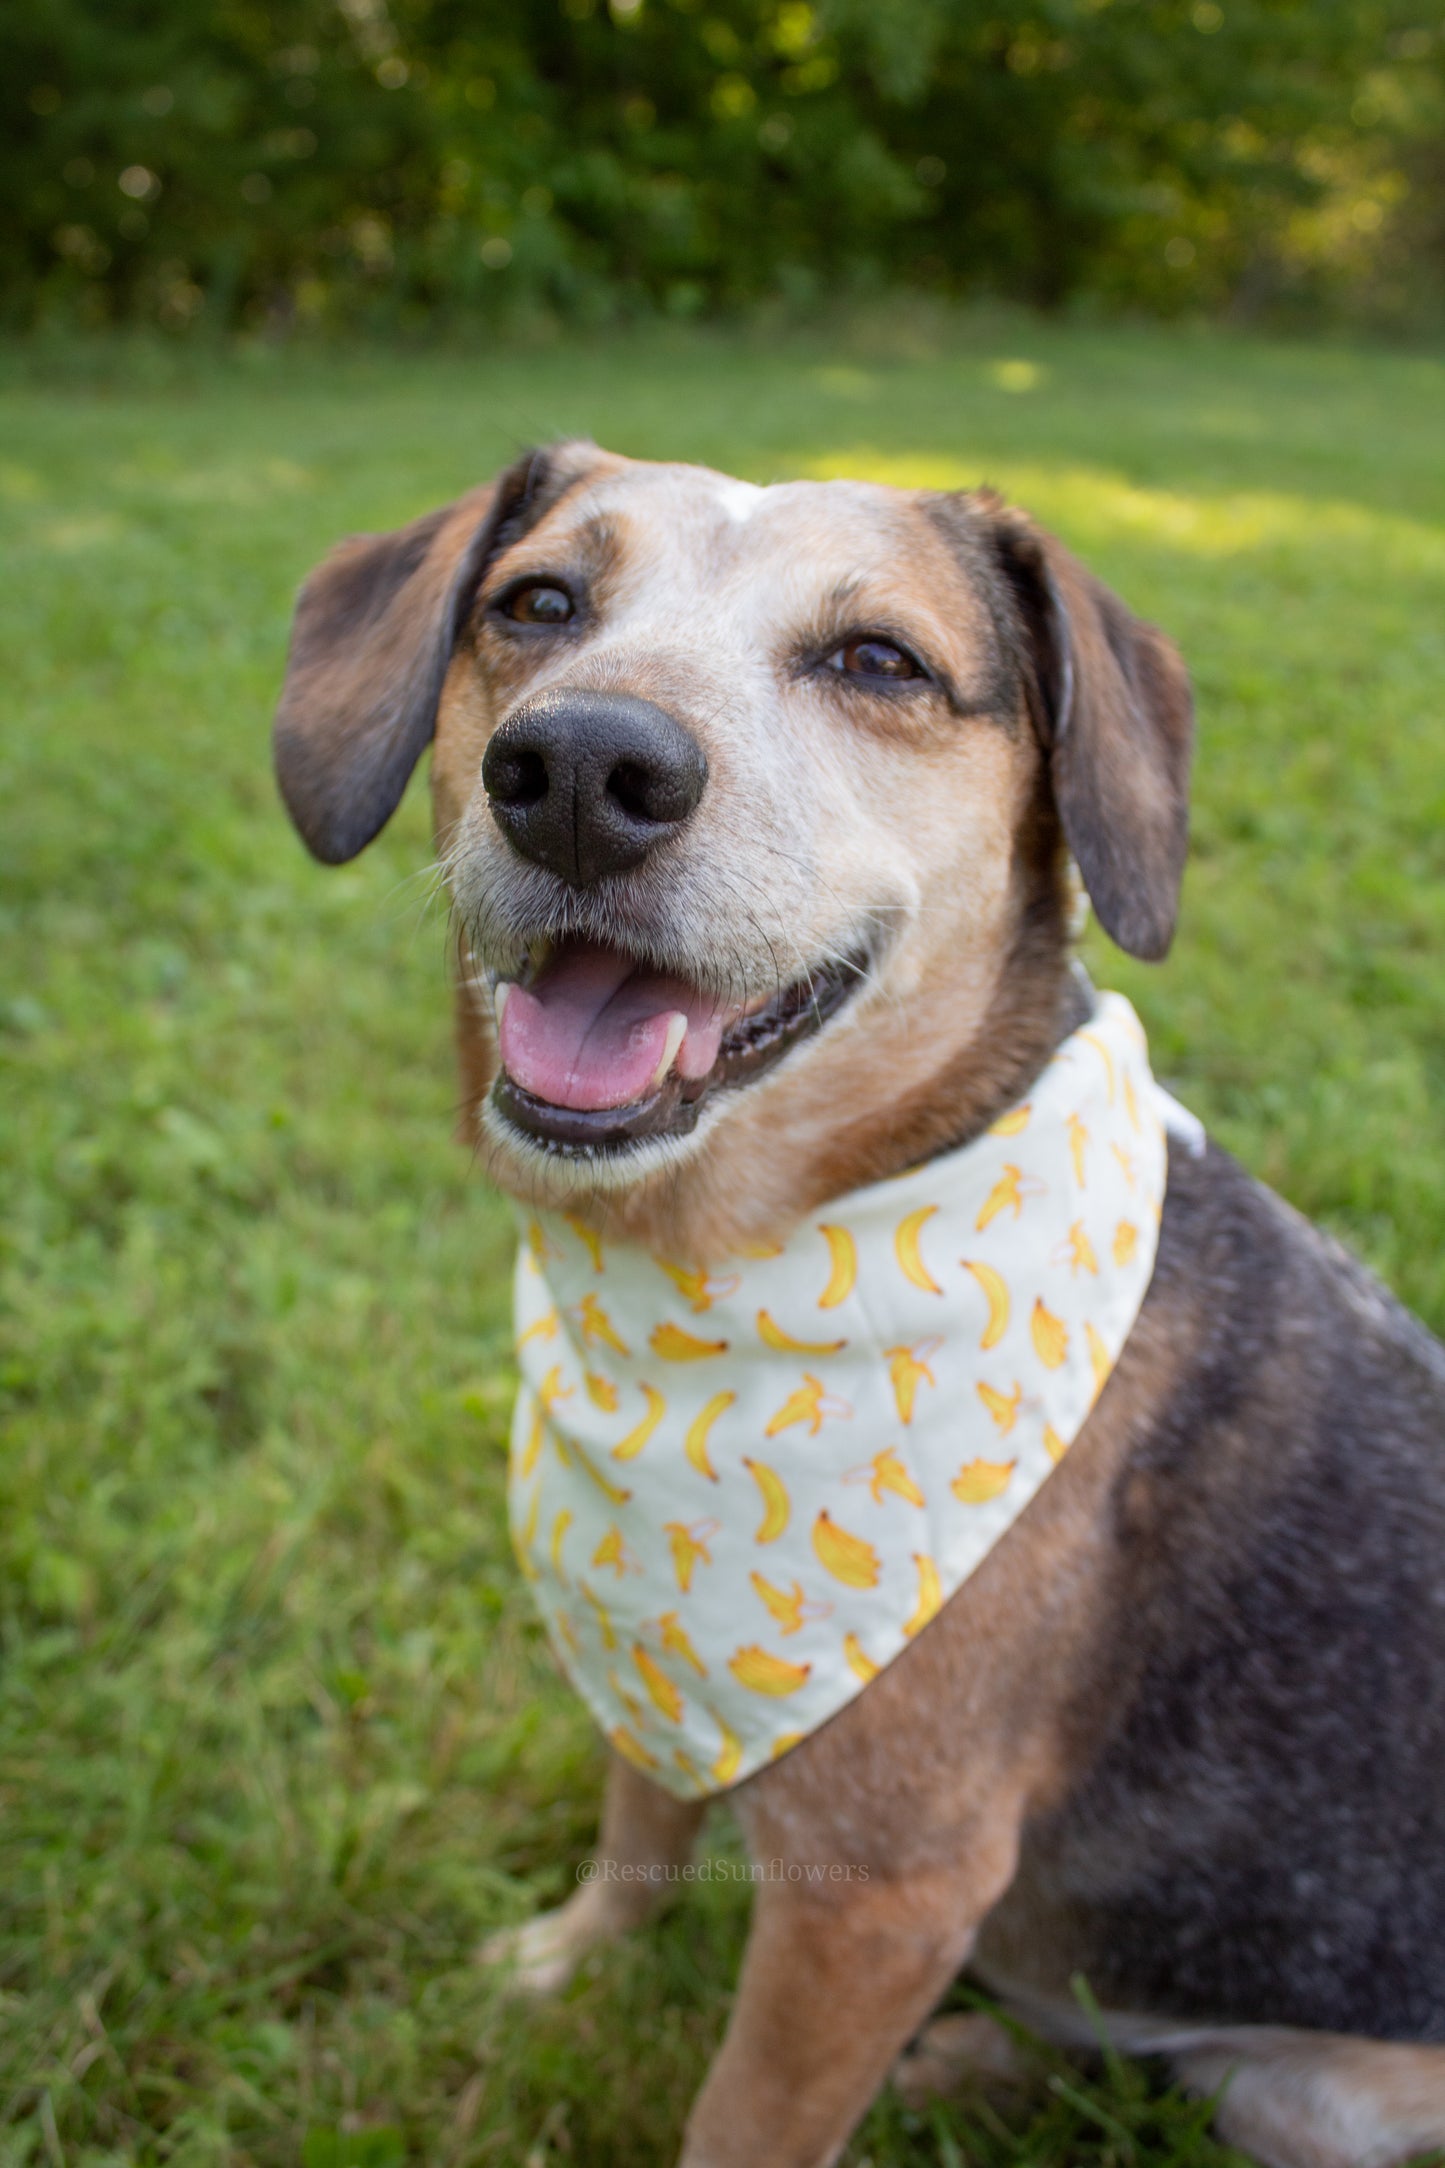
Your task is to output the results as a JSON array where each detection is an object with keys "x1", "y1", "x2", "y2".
[{"x1": 508, "y1": 991, "x2": 1170, "y2": 1799}]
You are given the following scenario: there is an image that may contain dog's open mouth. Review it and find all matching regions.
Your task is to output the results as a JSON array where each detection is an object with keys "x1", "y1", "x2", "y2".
[{"x1": 490, "y1": 938, "x2": 866, "y2": 1153}]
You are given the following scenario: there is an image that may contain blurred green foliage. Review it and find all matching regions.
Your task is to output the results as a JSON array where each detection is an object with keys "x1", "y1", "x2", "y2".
[{"x1": 4, "y1": 0, "x2": 1443, "y2": 333}]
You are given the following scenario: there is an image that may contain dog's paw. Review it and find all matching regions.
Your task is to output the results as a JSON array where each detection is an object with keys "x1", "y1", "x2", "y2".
[
  {"x1": 892, "y1": 2012, "x2": 1031, "y2": 2109},
  {"x1": 478, "y1": 1903, "x2": 598, "y2": 1997}
]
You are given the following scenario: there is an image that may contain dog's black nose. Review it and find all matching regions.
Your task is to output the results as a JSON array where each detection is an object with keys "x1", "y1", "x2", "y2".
[{"x1": 482, "y1": 690, "x2": 708, "y2": 886}]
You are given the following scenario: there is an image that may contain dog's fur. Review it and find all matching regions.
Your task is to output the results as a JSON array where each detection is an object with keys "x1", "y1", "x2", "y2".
[{"x1": 274, "y1": 444, "x2": 1445, "y2": 2167}]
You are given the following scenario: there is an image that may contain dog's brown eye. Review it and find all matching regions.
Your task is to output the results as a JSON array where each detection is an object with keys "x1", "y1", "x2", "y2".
[
  {"x1": 830, "y1": 638, "x2": 921, "y2": 681},
  {"x1": 506, "y1": 583, "x2": 574, "y2": 625}
]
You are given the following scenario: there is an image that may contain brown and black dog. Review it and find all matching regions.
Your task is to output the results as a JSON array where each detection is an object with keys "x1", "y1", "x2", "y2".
[{"x1": 273, "y1": 444, "x2": 1445, "y2": 2167}]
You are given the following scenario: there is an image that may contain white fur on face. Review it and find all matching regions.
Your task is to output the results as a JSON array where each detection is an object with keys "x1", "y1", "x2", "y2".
[{"x1": 434, "y1": 456, "x2": 1028, "y2": 1215}]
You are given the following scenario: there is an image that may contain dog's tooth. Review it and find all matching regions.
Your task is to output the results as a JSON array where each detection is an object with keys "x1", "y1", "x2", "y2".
[
  {"x1": 650, "y1": 1013, "x2": 688, "y2": 1091},
  {"x1": 493, "y1": 981, "x2": 514, "y2": 1032}
]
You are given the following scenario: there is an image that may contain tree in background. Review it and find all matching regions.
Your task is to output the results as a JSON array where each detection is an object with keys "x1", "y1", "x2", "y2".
[{"x1": 3, "y1": 0, "x2": 1441, "y2": 332}]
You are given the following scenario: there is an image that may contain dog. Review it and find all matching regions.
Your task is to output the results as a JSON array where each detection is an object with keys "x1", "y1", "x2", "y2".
[{"x1": 273, "y1": 442, "x2": 1445, "y2": 2168}]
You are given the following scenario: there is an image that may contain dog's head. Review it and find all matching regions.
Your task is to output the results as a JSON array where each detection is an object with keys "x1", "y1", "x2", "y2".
[{"x1": 275, "y1": 444, "x2": 1191, "y2": 1249}]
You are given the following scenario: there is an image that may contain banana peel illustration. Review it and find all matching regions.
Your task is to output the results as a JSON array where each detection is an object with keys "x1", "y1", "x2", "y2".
[
  {"x1": 844, "y1": 1446, "x2": 924, "y2": 1508},
  {"x1": 817, "y1": 1223, "x2": 858, "y2": 1308},
  {"x1": 811, "y1": 1509, "x2": 881, "y2": 1590},
  {"x1": 976, "y1": 1163, "x2": 1043, "y2": 1232},
  {"x1": 1055, "y1": 1219, "x2": 1099, "y2": 1277},
  {"x1": 575, "y1": 1293, "x2": 630, "y2": 1355},
  {"x1": 684, "y1": 1390, "x2": 736, "y2": 1482},
  {"x1": 765, "y1": 1373, "x2": 852, "y2": 1439},
  {"x1": 749, "y1": 1570, "x2": 831, "y2": 1637},
  {"x1": 584, "y1": 1369, "x2": 619, "y2": 1413},
  {"x1": 895, "y1": 1205, "x2": 943, "y2": 1296},
  {"x1": 655, "y1": 1611, "x2": 708, "y2": 1676},
  {"x1": 516, "y1": 1309, "x2": 558, "y2": 1352},
  {"x1": 743, "y1": 1455, "x2": 791, "y2": 1543},
  {"x1": 1113, "y1": 1219, "x2": 1138, "y2": 1266},
  {"x1": 976, "y1": 1379, "x2": 1024, "y2": 1435},
  {"x1": 592, "y1": 1524, "x2": 641, "y2": 1578},
  {"x1": 661, "y1": 1262, "x2": 741, "y2": 1314},
  {"x1": 663, "y1": 1517, "x2": 721, "y2": 1593},
  {"x1": 609, "y1": 1723, "x2": 660, "y2": 1773},
  {"x1": 884, "y1": 1338, "x2": 941, "y2": 1423}
]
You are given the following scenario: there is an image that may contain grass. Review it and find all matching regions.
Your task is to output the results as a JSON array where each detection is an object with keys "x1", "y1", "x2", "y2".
[{"x1": 2, "y1": 308, "x2": 1443, "y2": 2166}]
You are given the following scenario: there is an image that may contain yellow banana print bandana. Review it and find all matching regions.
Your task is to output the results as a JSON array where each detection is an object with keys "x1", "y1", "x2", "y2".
[{"x1": 509, "y1": 991, "x2": 1170, "y2": 1799}]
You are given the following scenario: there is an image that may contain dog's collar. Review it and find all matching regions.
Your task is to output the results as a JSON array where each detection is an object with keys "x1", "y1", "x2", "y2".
[{"x1": 507, "y1": 992, "x2": 1170, "y2": 1798}]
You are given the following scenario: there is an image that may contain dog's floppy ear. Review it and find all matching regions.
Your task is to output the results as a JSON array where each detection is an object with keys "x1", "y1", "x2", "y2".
[
  {"x1": 273, "y1": 446, "x2": 580, "y2": 864},
  {"x1": 986, "y1": 502, "x2": 1194, "y2": 961}
]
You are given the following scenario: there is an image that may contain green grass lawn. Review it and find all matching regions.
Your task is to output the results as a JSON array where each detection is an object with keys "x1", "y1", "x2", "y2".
[{"x1": 3, "y1": 312, "x2": 1444, "y2": 2167}]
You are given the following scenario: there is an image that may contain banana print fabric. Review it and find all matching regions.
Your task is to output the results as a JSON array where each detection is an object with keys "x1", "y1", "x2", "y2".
[{"x1": 509, "y1": 991, "x2": 1169, "y2": 1799}]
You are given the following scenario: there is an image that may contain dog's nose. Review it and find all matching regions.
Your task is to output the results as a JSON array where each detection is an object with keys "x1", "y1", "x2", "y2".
[{"x1": 482, "y1": 690, "x2": 708, "y2": 886}]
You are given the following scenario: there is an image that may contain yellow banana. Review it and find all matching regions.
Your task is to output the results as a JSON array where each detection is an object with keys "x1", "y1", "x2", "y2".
[
  {"x1": 672, "y1": 1749, "x2": 705, "y2": 1790},
  {"x1": 1079, "y1": 1028, "x2": 1116, "y2": 1105},
  {"x1": 952, "y1": 1456, "x2": 1016, "y2": 1505},
  {"x1": 578, "y1": 1579, "x2": 618, "y2": 1651},
  {"x1": 757, "y1": 1308, "x2": 847, "y2": 1356},
  {"x1": 1043, "y1": 1424, "x2": 1068, "y2": 1464},
  {"x1": 1067, "y1": 1112, "x2": 1089, "y2": 1187},
  {"x1": 735, "y1": 1239, "x2": 784, "y2": 1261},
  {"x1": 611, "y1": 1381, "x2": 667, "y2": 1461},
  {"x1": 843, "y1": 1632, "x2": 880, "y2": 1683},
  {"x1": 516, "y1": 1309, "x2": 558, "y2": 1351},
  {"x1": 538, "y1": 1363, "x2": 573, "y2": 1411},
  {"x1": 684, "y1": 1390, "x2": 735, "y2": 1482},
  {"x1": 989, "y1": 1101, "x2": 1031, "y2": 1137},
  {"x1": 961, "y1": 1261, "x2": 1011, "y2": 1350},
  {"x1": 549, "y1": 1507, "x2": 573, "y2": 1575},
  {"x1": 709, "y1": 1708, "x2": 743, "y2": 1784},
  {"x1": 563, "y1": 1213, "x2": 604, "y2": 1271},
  {"x1": 571, "y1": 1441, "x2": 632, "y2": 1508},
  {"x1": 650, "y1": 1321, "x2": 729, "y2": 1361},
  {"x1": 811, "y1": 1509, "x2": 881, "y2": 1590},
  {"x1": 518, "y1": 1398, "x2": 545, "y2": 1479},
  {"x1": 976, "y1": 1379, "x2": 1023, "y2": 1434},
  {"x1": 1086, "y1": 1321, "x2": 1111, "y2": 1399},
  {"x1": 895, "y1": 1204, "x2": 943, "y2": 1296},
  {"x1": 1112, "y1": 1142, "x2": 1137, "y2": 1190},
  {"x1": 1123, "y1": 1068, "x2": 1141, "y2": 1135},
  {"x1": 1030, "y1": 1297, "x2": 1069, "y2": 1370},
  {"x1": 1113, "y1": 1220, "x2": 1138, "y2": 1266},
  {"x1": 903, "y1": 1553, "x2": 942, "y2": 1637},
  {"x1": 656, "y1": 1611, "x2": 708, "y2": 1676},
  {"x1": 584, "y1": 1370, "x2": 619, "y2": 1413},
  {"x1": 609, "y1": 1724, "x2": 659, "y2": 1773},
  {"x1": 556, "y1": 1610, "x2": 582, "y2": 1658},
  {"x1": 816, "y1": 1223, "x2": 858, "y2": 1308},
  {"x1": 728, "y1": 1644, "x2": 813, "y2": 1696},
  {"x1": 632, "y1": 1643, "x2": 683, "y2": 1723},
  {"x1": 742, "y1": 1455, "x2": 791, "y2": 1544}
]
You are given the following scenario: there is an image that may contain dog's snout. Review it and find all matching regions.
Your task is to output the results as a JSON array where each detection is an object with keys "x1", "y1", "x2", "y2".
[{"x1": 482, "y1": 690, "x2": 707, "y2": 886}]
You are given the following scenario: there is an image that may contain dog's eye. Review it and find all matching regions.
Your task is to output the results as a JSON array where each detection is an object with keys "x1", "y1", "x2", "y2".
[
  {"x1": 827, "y1": 638, "x2": 922, "y2": 681},
  {"x1": 505, "y1": 583, "x2": 574, "y2": 625}
]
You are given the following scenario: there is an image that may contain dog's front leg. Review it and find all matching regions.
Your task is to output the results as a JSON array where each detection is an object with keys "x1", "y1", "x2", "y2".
[
  {"x1": 678, "y1": 1862, "x2": 989, "y2": 2168},
  {"x1": 482, "y1": 1751, "x2": 705, "y2": 1994}
]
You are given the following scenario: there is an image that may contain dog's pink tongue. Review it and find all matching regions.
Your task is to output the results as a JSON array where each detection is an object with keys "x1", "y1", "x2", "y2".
[{"x1": 499, "y1": 942, "x2": 727, "y2": 1111}]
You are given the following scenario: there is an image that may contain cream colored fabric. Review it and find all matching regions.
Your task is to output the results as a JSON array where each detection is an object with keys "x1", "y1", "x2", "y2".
[{"x1": 509, "y1": 991, "x2": 1168, "y2": 1799}]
